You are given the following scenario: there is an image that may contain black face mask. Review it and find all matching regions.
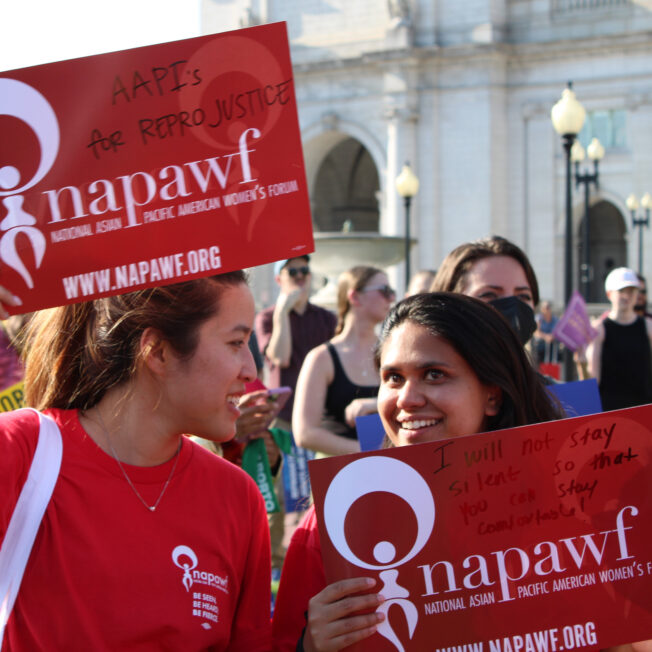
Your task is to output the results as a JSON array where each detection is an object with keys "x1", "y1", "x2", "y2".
[{"x1": 489, "y1": 296, "x2": 537, "y2": 346}]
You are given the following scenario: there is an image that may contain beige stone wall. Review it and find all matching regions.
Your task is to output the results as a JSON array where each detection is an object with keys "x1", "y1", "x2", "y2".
[{"x1": 202, "y1": 0, "x2": 652, "y2": 311}]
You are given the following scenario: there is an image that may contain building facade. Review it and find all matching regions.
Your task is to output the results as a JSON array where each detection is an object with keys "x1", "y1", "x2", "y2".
[{"x1": 202, "y1": 0, "x2": 652, "y2": 309}]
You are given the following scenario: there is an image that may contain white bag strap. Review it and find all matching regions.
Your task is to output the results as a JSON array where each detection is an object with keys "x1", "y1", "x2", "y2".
[{"x1": 0, "y1": 409, "x2": 62, "y2": 643}]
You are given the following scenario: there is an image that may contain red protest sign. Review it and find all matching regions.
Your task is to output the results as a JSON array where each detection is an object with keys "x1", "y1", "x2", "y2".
[
  {"x1": 0, "y1": 23, "x2": 312, "y2": 313},
  {"x1": 309, "y1": 405, "x2": 652, "y2": 651}
]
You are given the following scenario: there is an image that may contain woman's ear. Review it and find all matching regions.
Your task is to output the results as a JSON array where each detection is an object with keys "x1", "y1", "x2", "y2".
[
  {"x1": 347, "y1": 288, "x2": 359, "y2": 306},
  {"x1": 139, "y1": 327, "x2": 169, "y2": 376},
  {"x1": 485, "y1": 386, "x2": 503, "y2": 417}
]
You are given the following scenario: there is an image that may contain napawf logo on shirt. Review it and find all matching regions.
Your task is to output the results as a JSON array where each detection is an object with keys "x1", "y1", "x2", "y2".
[
  {"x1": 171, "y1": 545, "x2": 230, "y2": 594},
  {"x1": 172, "y1": 545, "x2": 227, "y2": 627}
]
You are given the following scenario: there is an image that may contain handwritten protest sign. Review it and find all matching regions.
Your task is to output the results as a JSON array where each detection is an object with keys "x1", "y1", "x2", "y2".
[
  {"x1": 0, "y1": 23, "x2": 312, "y2": 313},
  {"x1": 310, "y1": 405, "x2": 652, "y2": 651}
]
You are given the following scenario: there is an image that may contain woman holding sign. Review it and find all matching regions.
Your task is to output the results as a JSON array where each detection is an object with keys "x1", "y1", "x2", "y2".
[
  {"x1": 272, "y1": 292, "x2": 563, "y2": 652},
  {"x1": 0, "y1": 272, "x2": 271, "y2": 650}
]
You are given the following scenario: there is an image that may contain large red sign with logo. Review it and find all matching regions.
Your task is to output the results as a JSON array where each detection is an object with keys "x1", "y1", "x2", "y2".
[
  {"x1": 0, "y1": 23, "x2": 312, "y2": 313},
  {"x1": 309, "y1": 405, "x2": 652, "y2": 651}
]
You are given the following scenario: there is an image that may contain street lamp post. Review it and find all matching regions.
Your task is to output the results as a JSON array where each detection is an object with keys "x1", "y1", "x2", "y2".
[
  {"x1": 395, "y1": 162, "x2": 420, "y2": 291},
  {"x1": 571, "y1": 137, "x2": 605, "y2": 301},
  {"x1": 551, "y1": 82, "x2": 586, "y2": 381},
  {"x1": 626, "y1": 192, "x2": 652, "y2": 274}
]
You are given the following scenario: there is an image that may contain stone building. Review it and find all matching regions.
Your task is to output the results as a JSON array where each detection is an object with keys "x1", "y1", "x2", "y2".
[{"x1": 202, "y1": 0, "x2": 652, "y2": 309}]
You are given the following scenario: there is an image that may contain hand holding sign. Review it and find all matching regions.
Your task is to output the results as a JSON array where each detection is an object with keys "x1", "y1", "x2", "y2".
[{"x1": 303, "y1": 578, "x2": 385, "y2": 652}]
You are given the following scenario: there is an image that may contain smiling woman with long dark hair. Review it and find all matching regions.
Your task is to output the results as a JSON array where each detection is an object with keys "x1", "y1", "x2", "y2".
[{"x1": 273, "y1": 292, "x2": 563, "y2": 652}]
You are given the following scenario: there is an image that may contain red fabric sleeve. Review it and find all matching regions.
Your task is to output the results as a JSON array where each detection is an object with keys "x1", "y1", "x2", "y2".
[{"x1": 271, "y1": 506, "x2": 326, "y2": 652}]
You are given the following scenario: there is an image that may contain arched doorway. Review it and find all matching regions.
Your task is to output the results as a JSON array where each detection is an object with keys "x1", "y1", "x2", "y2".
[
  {"x1": 311, "y1": 137, "x2": 380, "y2": 233},
  {"x1": 578, "y1": 200, "x2": 628, "y2": 303}
]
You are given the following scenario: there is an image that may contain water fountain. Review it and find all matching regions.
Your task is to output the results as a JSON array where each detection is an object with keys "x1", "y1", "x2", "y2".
[{"x1": 309, "y1": 227, "x2": 415, "y2": 308}]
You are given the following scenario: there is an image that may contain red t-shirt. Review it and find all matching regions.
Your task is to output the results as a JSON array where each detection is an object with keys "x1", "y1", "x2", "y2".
[
  {"x1": 1, "y1": 409, "x2": 271, "y2": 651},
  {"x1": 271, "y1": 506, "x2": 325, "y2": 652}
]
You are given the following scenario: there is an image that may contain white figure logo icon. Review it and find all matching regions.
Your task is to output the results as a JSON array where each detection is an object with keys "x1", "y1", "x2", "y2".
[
  {"x1": 0, "y1": 78, "x2": 60, "y2": 288},
  {"x1": 172, "y1": 545, "x2": 198, "y2": 592},
  {"x1": 323, "y1": 456, "x2": 435, "y2": 652}
]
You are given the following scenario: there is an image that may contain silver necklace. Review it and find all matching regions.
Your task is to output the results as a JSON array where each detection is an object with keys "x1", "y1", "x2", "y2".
[{"x1": 94, "y1": 409, "x2": 181, "y2": 512}]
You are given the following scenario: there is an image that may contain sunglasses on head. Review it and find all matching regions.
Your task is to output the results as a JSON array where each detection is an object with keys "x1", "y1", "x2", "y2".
[
  {"x1": 286, "y1": 266, "x2": 311, "y2": 277},
  {"x1": 361, "y1": 284, "x2": 396, "y2": 299}
]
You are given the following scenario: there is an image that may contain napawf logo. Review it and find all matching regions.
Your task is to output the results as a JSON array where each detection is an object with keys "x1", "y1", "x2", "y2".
[
  {"x1": 172, "y1": 545, "x2": 224, "y2": 628},
  {"x1": 171, "y1": 545, "x2": 230, "y2": 594},
  {"x1": 323, "y1": 456, "x2": 436, "y2": 652},
  {"x1": 0, "y1": 78, "x2": 59, "y2": 288}
]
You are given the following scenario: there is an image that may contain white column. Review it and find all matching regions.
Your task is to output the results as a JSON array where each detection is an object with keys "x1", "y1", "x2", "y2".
[{"x1": 382, "y1": 64, "x2": 419, "y2": 292}]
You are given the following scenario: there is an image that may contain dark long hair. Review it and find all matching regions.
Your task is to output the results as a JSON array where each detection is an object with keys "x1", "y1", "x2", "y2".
[
  {"x1": 430, "y1": 236, "x2": 540, "y2": 307},
  {"x1": 374, "y1": 292, "x2": 563, "y2": 432},
  {"x1": 23, "y1": 271, "x2": 247, "y2": 411}
]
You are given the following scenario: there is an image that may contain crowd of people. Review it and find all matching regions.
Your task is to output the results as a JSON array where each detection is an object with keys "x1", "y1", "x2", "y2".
[{"x1": 1, "y1": 236, "x2": 650, "y2": 651}]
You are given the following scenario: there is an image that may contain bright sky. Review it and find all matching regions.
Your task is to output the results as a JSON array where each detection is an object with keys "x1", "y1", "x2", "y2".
[{"x1": 0, "y1": 0, "x2": 202, "y2": 72}]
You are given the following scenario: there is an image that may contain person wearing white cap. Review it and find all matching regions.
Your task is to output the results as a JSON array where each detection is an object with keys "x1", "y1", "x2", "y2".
[{"x1": 587, "y1": 266, "x2": 652, "y2": 410}]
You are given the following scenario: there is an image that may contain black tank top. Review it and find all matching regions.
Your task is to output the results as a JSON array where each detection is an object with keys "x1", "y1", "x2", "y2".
[
  {"x1": 599, "y1": 317, "x2": 652, "y2": 411},
  {"x1": 323, "y1": 343, "x2": 379, "y2": 440}
]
